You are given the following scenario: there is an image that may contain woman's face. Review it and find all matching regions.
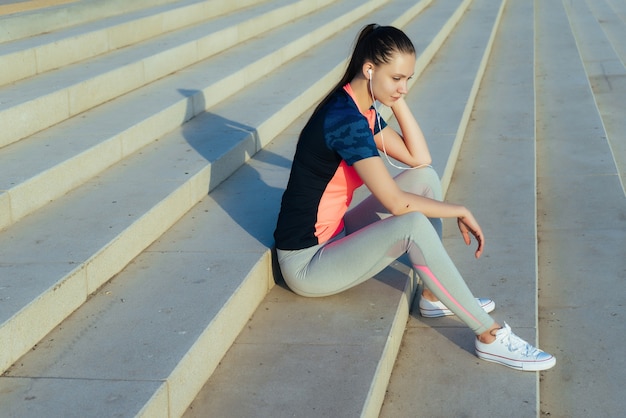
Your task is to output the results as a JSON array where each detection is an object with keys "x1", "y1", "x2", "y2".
[{"x1": 370, "y1": 52, "x2": 416, "y2": 106}]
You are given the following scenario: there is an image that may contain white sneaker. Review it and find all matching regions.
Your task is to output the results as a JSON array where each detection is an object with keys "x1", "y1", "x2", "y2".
[
  {"x1": 475, "y1": 322, "x2": 556, "y2": 371},
  {"x1": 419, "y1": 297, "x2": 495, "y2": 318}
]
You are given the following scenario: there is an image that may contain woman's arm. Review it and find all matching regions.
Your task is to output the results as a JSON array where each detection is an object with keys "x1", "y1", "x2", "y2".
[
  {"x1": 353, "y1": 156, "x2": 484, "y2": 257},
  {"x1": 373, "y1": 97, "x2": 431, "y2": 167}
]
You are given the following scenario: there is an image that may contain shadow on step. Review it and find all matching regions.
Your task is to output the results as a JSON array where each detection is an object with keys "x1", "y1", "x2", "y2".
[{"x1": 179, "y1": 89, "x2": 293, "y2": 289}]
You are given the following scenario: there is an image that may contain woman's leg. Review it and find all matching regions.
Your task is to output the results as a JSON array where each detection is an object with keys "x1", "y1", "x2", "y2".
[
  {"x1": 344, "y1": 166, "x2": 444, "y2": 301},
  {"x1": 344, "y1": 166, "x2": 442, "y2": 238},
  {"x1": 277, "y1": 210, "x2": 495, "y2": 335}
]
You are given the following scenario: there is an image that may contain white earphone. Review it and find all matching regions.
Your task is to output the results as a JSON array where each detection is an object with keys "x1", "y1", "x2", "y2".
[{"x1": 368, "y1": 67, "x2": 429, "y2": 171}]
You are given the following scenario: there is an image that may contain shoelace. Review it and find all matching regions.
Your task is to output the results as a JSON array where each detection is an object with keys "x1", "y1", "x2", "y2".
[{"x1": 501, "y1": 327, "x2": 542, "y2": 358}]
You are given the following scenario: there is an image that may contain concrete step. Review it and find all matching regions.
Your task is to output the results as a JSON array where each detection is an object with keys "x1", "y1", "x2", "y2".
[
  {"x1": 0, "y1": 0, "x2": 444, "y2": 416},
  {"x1": 0, "y1": 0, "x2": 179, "y2": 43},
  {"x1": 184, "y1": 0, "x2": 506, "y2": 416},
  {"x1": 536, "y1": 0, "x2": 626, "y2": 416},
  {"x1": 385, "y1": 0, "x2": 626, "y2": 416},
  {"x1": 0, "y1": 0, "x2": 263, "y2": 87},
  {"x1": 0, "y1": 0, "x2": 389, "y2": 375},
  {"x1": 383, "y1": 0, "x2": 545, "y2": 415},
  {"x1": 4, "y1": 0, "x2": 622, "y2": 417},
  {"x1": 0, "y1": 0, "x2": 337, "y2": 149},
  {"x1": 0, "y1": 1, "x2": 80, "y2": 18},
  {"x1": 584, "y1": 0, "x2": 626, "y2": 65},
  {"x1": 564, "y1": 0, "x2": 626, "y2": 191},
  {"x1": 0, "y1": 0, "x2": 375, "y2": 231}
]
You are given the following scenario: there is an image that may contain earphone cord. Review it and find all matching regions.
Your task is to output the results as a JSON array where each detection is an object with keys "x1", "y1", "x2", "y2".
[{"x1": 369, "y1": 75, "x2": 431, "y2": 171}]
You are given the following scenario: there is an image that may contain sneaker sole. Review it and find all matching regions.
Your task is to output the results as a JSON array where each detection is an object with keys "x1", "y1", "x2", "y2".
[{"x1": 475, "y1": 350, "x2": 557, "y2": 371}]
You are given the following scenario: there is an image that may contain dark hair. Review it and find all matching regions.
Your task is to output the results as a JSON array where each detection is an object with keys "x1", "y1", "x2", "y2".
[{"x1": 313, "y1": 24, "x2": 415, "y2": 115}]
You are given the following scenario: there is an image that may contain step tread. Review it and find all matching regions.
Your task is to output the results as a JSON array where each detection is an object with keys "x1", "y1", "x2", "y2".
[
  {"x1": 584, "y1": 0, "x2": 626, "y2": 64},
  {"x1": 536, "y1": 0, "x2": 626, "y2": 416},
  {"x1": 565, "y1": 0, "x2": 626, "y2": 188},
  {"x1": 185, "y1": 264, "x2": 413, "y2": 418}
]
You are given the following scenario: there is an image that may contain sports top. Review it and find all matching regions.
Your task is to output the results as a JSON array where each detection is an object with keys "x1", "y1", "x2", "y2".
[{"x1": 274, "y1": 83, "x2": 387, "y2": 250}]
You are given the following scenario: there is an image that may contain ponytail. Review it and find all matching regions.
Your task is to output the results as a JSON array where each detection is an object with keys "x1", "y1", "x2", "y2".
[{"x1": 312, "y1": 24, "x2": 415, "y2": 116}]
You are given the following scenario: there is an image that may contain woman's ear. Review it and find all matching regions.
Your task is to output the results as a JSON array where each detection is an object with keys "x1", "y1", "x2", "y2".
[{"x1": 362, "y1": 62, "x2": 374, "y2": 80}]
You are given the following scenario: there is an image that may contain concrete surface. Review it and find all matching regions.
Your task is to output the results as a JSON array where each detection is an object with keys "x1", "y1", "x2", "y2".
[
  {"x1": 536, "y1": 0, "x2": 626, "y2": 416},
  {"x1": 383, "y1": 0, "x2": 626, "y2": 417},
  {"x1": 0, "y1": 0, "x2": 624, "y2": 417},
  {"x1": 186, "y1": 0, "x2": 507, "y2": 416},
  {"x1": 381, "y1": 0, "x2": 540, "y2": 416},
  {"x1": 0, "y1": 0, "x2": 384, "y2": 377}
]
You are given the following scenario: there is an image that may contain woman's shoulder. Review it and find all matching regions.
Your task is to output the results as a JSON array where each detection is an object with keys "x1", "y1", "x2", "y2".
[
  {"x1": 300, "y1": 89, "x2": 369, "y2": 146},
  {"x1": 320, "y1": 90, "x2": 367, "y2": 126},
  {"x1": 325, "y1": 88, "x2": 357, "y2": 111}
]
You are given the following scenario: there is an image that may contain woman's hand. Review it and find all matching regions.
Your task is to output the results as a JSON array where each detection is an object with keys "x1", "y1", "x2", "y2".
[
  {"x1": 374, "y1": 97, "x2": 431, "y2": 168},
  {"x1": 457, "y1": 211, "x2": 485, "y2": 259}
]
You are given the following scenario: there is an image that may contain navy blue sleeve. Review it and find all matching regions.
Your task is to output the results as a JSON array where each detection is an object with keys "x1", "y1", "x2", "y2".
[{"x1": 324, "y1": 109, "x2": 382, "y2": 166}]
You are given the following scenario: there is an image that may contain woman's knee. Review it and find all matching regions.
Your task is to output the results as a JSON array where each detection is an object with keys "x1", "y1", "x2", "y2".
[
  {"x1": 395, "y1": 167, "x2": 442, "y2": 200},
  {"x1": 398, "y1": 211, "x2": 432, "y2": 231},
  {"x1": 420, "y1": 166, "x2": 443, "y2": 199}
]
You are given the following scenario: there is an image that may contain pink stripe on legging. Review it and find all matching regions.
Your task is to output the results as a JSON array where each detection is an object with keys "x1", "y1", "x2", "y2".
[{"x1": 414, "y1": 265, "x2": 481, "y2": 327}]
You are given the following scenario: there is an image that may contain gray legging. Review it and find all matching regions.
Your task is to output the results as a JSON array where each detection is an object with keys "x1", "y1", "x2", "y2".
[{"x1": 276, "y1": 167, "x2": 494, "y2": 335}]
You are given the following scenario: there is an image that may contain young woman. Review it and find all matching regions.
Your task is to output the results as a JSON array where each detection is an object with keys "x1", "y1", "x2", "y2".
[{"x1": 273, "y1": 24, "x2": 555, "y2": 371}]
